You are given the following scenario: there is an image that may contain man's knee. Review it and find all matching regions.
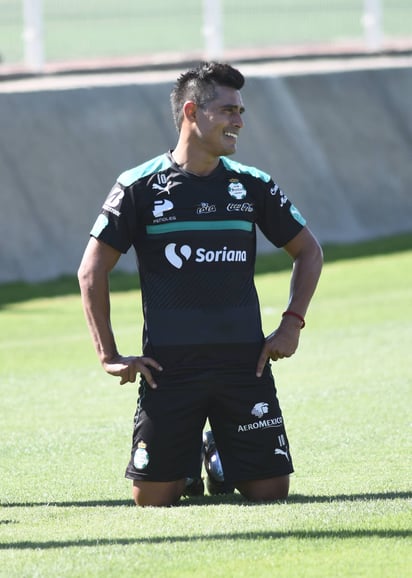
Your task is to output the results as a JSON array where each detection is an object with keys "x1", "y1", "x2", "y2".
[
  {"x1": 235, "y1": 475, "x2": 290, "y2": 502},
  {"x1": 132, "y1": 479, "x2": 186, "y2": 507}
]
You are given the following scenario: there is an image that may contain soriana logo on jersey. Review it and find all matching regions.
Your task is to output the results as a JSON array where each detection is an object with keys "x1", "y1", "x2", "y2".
[
  {"x1": 164, "y1": 243, "x2": 248, "y2": 269},
  {"x1": 227, "y1": 179, "x2": 247, "y2": 200}
]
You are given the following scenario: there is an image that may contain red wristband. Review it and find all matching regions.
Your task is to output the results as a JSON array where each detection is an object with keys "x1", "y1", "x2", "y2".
[{"x1": 282, "y1": 310, "x2": 305, "y2": 328}]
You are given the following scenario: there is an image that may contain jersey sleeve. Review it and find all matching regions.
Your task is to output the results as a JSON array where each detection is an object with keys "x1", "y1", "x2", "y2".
[
  {"x1": 89, "y1": 182, "x2": 136, "y2": 253},
  {"x1": 255, "y1": 179, "x2": 306, "y2": 248}
]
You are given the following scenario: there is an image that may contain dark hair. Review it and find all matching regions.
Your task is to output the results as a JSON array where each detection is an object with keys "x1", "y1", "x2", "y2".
[{"x1": 170, "y1": 61, "x2": 245, "y2": 131}]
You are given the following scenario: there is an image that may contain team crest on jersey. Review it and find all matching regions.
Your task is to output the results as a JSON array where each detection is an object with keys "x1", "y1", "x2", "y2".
[{"x1": 228, "y1": 179, "x2": 247, "y2": 200}]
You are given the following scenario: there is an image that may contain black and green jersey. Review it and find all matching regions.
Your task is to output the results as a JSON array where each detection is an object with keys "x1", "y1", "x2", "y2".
[{"x1": 91, "y1": 152, "x2": 306, "y2": 374}]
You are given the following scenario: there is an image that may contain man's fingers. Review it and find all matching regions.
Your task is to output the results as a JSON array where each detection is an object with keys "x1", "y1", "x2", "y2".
[
  {"x1": 137, "y1": 365, "x2": 157, "y2": 389},
  {"x1": 119, "y1": 374, "x2": 128, "y2": 385},
  {"x1": 256, "y1": 351, "x2": 268, "y2": 378},
  {"x1": 256, "y1": 343, "x2": 289, "y2": 376},
  {"x1": 126, "y1": 357, "x2": 162, "y2": 388},
  {"x1": 106, "y1": 356, "x2": 162, "y2": 387},
  {"x1": 137, "y1": 357, "x2": 162, "y2": 388},
  {"x1": 142, "y1": 357, "x2": 163, "y2": 372}
]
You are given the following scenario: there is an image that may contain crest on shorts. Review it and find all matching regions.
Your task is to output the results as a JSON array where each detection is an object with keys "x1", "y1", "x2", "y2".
[{"x1": 133, "y1": 441, "x2": 149, "y2": 470}]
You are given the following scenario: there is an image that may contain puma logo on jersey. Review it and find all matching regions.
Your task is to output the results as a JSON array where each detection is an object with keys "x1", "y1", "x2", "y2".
[{"x1": 152, "y1": 180, "x2": 182, "y2": 195}]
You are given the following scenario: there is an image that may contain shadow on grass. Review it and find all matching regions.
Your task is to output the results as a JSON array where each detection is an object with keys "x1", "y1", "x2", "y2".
[
  {"x1": 1, "y1": 528, "x2": 410, "y2": 550},
  {"x1": 1, "y1": 233, "x2": 411, "y2": 309},
  {"x1": 2, "y1": 490, "x2": 411, "y2": 509}
]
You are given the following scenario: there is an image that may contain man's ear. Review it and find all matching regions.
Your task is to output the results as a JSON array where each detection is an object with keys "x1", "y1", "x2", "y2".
[{"x1": 183, "y1": 100, "x2": 197, "y2": 123}]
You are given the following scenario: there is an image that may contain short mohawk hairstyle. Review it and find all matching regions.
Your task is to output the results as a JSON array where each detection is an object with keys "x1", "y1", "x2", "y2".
[{"x1": 170, "y1": 61, "x2": 245, "y2": 131}]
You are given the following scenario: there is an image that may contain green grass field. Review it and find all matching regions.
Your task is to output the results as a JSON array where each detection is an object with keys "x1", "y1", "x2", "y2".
[
  {"x1": 0, "y1": 234, "x2": 411, "y2": 577},
  {"x1": 0, "y1": 0, "x2": 410, "y2": 64}
]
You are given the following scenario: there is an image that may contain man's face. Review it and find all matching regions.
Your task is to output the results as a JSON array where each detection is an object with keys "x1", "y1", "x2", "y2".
[{"x1": 194, "y1": 85, "x2": 245, "y2": 157}]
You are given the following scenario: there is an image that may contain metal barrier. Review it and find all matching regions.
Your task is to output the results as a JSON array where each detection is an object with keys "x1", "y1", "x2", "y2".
[{"x1": 0, "y1": 1, "x2": 410, "y2": 72}]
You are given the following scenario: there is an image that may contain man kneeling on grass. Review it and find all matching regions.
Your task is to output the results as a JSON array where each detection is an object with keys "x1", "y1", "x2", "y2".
[{"x1": 78, "y1": 61, "x2": 323, "y2": 507}]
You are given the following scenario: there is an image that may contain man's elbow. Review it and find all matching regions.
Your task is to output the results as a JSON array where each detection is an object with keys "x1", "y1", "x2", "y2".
[
  {"x1": 77, "y1": 258, "x2": 95, "y2": 292},
  {"x1": 313, "y1": 238, "x2": 324, "y2": 270},
  {"x1": 299, "y1": 229, "x2": 323, "y2": 269}
]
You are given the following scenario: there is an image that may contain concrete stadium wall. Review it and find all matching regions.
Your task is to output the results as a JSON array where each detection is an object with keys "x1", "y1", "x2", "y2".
[{"x1": 1, "y1": 64, "x2": 411, "y2": 282}]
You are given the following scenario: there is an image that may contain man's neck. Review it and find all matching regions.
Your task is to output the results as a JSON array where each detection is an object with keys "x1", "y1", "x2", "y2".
[{"x1": 172, "y1": 143, "x2": 219, "y2": 177}]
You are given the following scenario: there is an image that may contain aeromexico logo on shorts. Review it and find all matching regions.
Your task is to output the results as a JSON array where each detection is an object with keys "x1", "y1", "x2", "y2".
[
  {"x1": 237, "y1": 402, "x2": 283, "y2": 433},
  {"x1": 165, "y1": 243, "x2": 248, "y2": 269}
]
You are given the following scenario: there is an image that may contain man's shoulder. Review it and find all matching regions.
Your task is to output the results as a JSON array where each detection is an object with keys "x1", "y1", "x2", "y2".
[
  {"x1": 220, "y1": 157, "x2": 271, "y2": 183},
  {"x1": 117, "y1": 153, "x2": 172, "y2": 187}
]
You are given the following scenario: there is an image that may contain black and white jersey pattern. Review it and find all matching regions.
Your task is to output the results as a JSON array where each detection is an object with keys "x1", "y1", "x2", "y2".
[{"x1": 91, "y1": 152, "x2": 306, "y2": 373}]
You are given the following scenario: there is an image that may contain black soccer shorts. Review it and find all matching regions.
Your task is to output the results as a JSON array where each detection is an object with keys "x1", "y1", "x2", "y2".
[{"x1": 125, "y1": 365, "x2": 294, "y2": 483}]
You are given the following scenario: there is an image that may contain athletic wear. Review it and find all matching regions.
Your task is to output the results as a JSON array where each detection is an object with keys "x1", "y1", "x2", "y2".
[
  {"x1": 203, "y1": 430, "x2": 235, "y2": 495},
  {"x1": 183, "y1": 477, "x2": 205, "y2": 497},
  {"x1": 91, "y1": 151, "x2": 305, "y2": 483},
  {"x1": 124, "y1": 366, "x2": 293, "y2": 482}
]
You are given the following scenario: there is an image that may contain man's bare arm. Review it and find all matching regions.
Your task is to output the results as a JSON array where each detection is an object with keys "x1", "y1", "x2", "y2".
[
  {"x1": 78, "y1": 237, "x2": 162, "y2": 387},
  {"x1": 256, "y1": 227, "x2": 323, "y2": 376}
]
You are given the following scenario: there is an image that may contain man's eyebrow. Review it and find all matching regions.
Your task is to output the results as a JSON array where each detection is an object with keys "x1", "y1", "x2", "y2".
[{"x1": 221, "y1": 104, "x2": 246, "y2": 113}]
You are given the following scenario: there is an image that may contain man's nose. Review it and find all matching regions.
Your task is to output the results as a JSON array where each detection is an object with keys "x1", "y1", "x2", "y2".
[{"x1": 232, "y1": 112, "x2": 244, "y2": 128}]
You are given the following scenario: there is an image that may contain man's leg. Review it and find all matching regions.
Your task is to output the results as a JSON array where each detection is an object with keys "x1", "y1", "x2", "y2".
[
  {"x1": 132, "y1": 479, "x2": 186, "y2": 507},
  {"x1": 126, "y1": 377, "x2": 207, "y2": 506},
  {"x1": 236, "y1": 475, "x2": 289, "y2": 501},
  {"x1": 209, "y1": 368, "x2": 294, "y2": 502}
]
